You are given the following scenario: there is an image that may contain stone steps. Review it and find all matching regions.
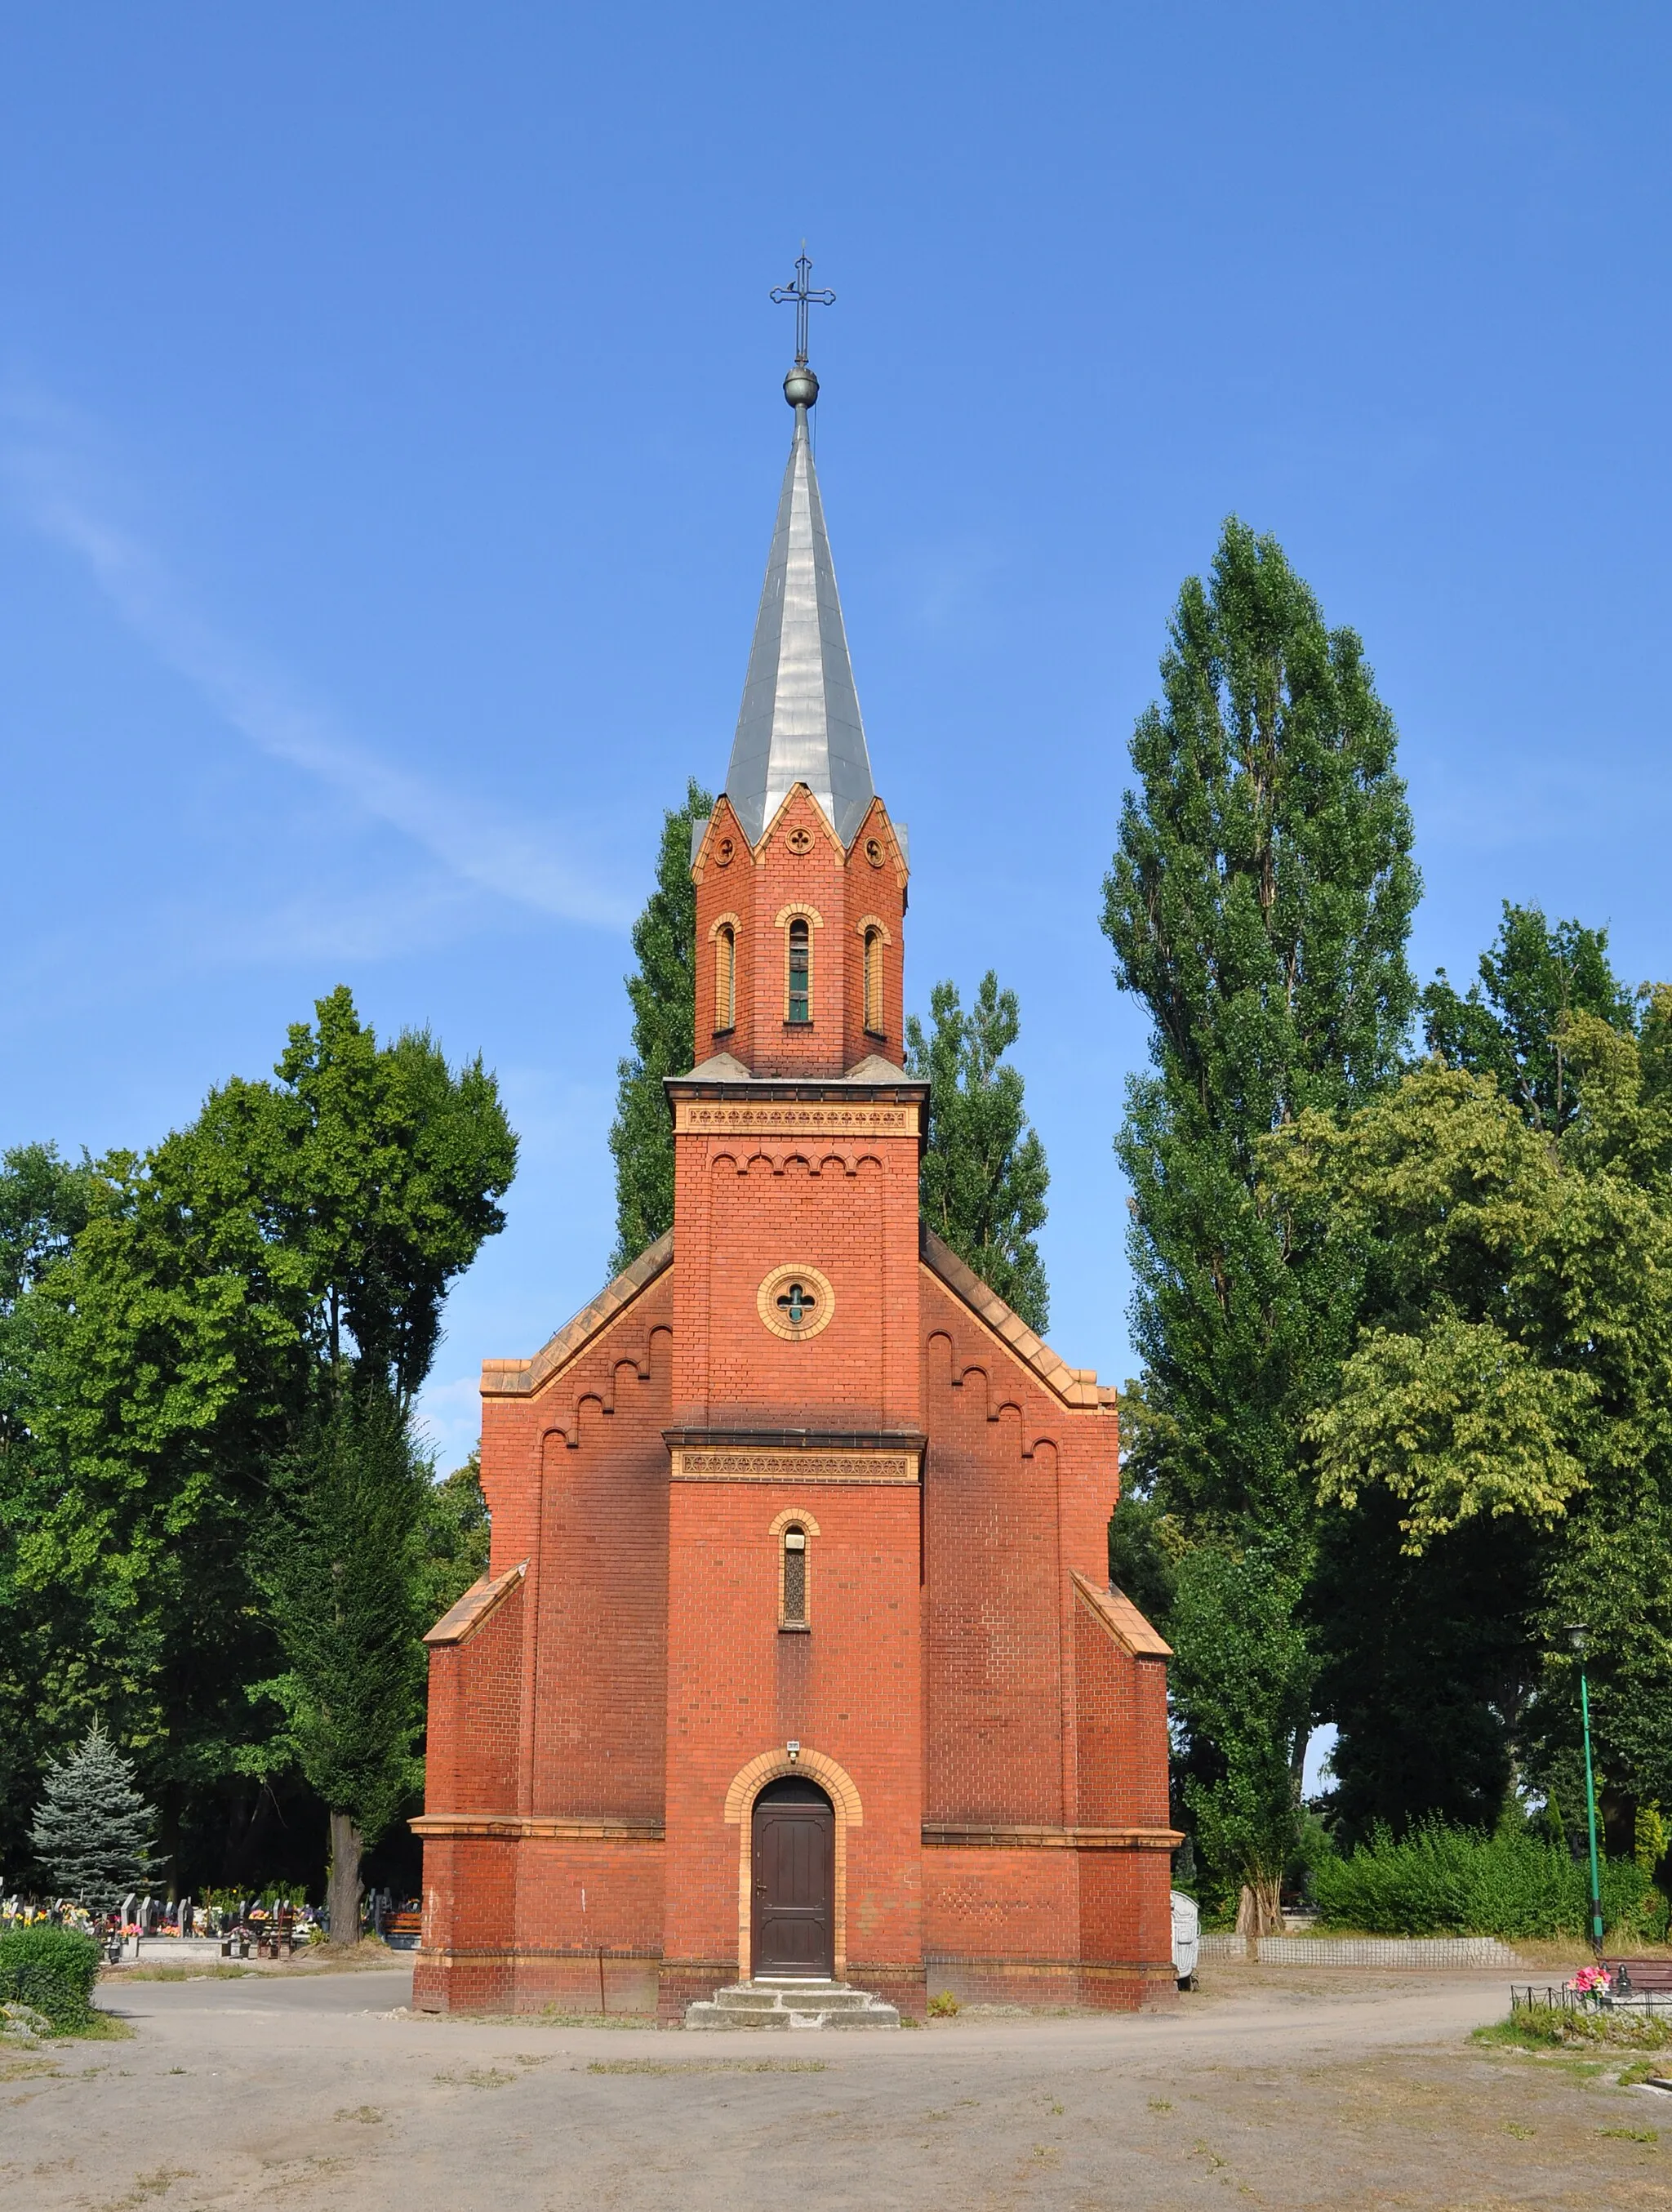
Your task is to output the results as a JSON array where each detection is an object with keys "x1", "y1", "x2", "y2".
[{"x1": 684, "y1": 1978, "x2": 900, "y2": 2030}]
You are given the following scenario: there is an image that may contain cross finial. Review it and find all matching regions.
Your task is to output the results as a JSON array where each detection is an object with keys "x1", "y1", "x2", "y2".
[{"x1": 771, "y1": 245, "x2": 835, "y2": 369}]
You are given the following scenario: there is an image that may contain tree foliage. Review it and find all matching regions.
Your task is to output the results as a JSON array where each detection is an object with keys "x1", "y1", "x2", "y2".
[
  {"x1": 1422, "y1": 902, "x2": 1637, "y2": 1133},
  {"x1": 1101, "y1": 518, "x2": 1419, "y2": 1907},
  {"x1": 1264, "y1": 994, "x2": 1672, "y2": 1831},
  {"x1": 29, "y1": 1721, "x2": 157, "y2": 1909},
  {"x1": 608, "y1": 779, "x2": 712, "y2": 1272},
  {"x1": 906, "y1": 971, "x2": 1050, "y2": 1333},
  {"x1": 0, "y1": 989, "x2": 515, "y2": 1892},
  {"x1": 262, "y1": 1375, "x2": 429, "y2": 1935}
]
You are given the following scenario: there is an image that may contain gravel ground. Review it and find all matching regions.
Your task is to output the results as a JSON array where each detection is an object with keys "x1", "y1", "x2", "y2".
[{"x1": 3, "y1": 1961, "x2": 1670, "y2": 2209}]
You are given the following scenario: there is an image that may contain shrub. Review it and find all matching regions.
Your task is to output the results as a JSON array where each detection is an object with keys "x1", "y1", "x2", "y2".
[
  {"x1": 927, "y1": 1991, "x2": 960, "y2": 2017},
  {"x1": 1314, "y1": 1822, "x2": 1665, "y2": 1940},
  {"x1": 0, "y1": 1926, "x2": 100, "y2": 2033}
]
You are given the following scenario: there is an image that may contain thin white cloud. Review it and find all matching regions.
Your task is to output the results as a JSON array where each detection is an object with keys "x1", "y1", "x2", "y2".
[{"x1": 2, "y1": 398, "x2": 632, "y2": 932}]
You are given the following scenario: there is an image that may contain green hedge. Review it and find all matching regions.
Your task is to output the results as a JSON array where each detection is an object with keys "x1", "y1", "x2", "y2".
[
  {"x1": 0, "y1": 1926, "x2": 101, "y2": 2032},
  {"x1": 1314, "y1": 1824, "x2": 1667, "y2": 1940}
]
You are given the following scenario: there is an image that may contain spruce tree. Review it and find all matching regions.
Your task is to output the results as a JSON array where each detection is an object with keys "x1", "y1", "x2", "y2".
[
  {"x1": 30, "y1": 1722, "x2": 156, "y2": 1909},
  {"x1": 607, "y1": 779, "x2": 713, "y2": 1272},
  {"x1": 1101, "y1": 518, "x2": 1419, "y2": 1923},
  {"x1": 906, "y1": 972, "x2": 1051, "y2": 1333},
  {"x1": 263, "y1": 1374, "x2": 428, "y2": 1943}
]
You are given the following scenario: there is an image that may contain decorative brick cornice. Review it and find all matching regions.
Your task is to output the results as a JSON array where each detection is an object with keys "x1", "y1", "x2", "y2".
[
  {"x1": 921, "y1": 1225, "x2": 1113, "y2": 1410},
  {"x1": 664, "y1": 1428, "x2": 924, "y2": 1485},
  {"x1": 408, "y1": 1813, "x2": 664, "y2": 1840},
  {"x1": 669, "y1": 1094, "x2": 924, "y2": 1139},
  {"x1": 481, "y1": 1233, "x2": 673, "y2": 1397}
]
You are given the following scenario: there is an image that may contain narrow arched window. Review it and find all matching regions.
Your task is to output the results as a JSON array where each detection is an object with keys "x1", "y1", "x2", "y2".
[
  {"x1": 863, "y1": 927, "x2": 883, "y2": 1035},
  {"x1": 782, "y1": 1526, "x2": 807, "y2": 1625},
  {"x1": 715, "y1": 924, "x2": 736, "y2": 1032},
  {"x1": 787, "y1": 918, "x2": 811, "y2": 1024}
]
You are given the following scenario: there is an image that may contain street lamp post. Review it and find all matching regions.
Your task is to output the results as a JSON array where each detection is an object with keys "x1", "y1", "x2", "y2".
[{"x1": 1567, "y1": 1624, "x2": 1606, "y2": 1960}]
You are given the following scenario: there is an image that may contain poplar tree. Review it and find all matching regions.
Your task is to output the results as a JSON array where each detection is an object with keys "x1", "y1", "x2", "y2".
[
  {"x1": 906, "y1": 972, "x2": 1051, "y2": 1333},
  {"x1": 1101, "y1": 518, "x2": 1419, "y2": 1924},
  {"x1": 1421, "y1": 902, "x2": 1639, "y2": 1133},
  {"x1": 607, "y1": 779, "x2": 713, "y2": 1272}
]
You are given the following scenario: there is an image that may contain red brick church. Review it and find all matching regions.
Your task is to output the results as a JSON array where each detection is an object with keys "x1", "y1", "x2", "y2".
[{"x1": 412, "y1": 332, "x2": 1179, "y2": 2023}]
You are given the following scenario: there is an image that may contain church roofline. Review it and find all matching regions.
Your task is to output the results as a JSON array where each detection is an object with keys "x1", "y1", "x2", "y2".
[
  {"x1": 920, "y1": 1223, "x2": 1114, "y2": 1412},
  {"x1": 482, "y1": 1229, "x2": 674, "y2": 1398}
]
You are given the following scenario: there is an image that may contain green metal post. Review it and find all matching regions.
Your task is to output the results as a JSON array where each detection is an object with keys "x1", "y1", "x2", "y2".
[{"x1": 1579, "y1": 1666, "x2": 1605, "y2": 1958}]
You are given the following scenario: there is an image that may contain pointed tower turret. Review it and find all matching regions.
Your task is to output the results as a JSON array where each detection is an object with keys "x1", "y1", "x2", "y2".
[
  {"x1": 691, "y1": 259, "x2": 909, "y2": 1079},
  {"x1": 723, "y1": 339, "x2": 875, "y2": 849}
]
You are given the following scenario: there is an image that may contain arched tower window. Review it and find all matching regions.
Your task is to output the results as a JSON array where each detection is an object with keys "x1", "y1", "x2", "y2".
[
  {"x1": 715, "y1": 923, "x2": 736, "y2": 1032},
  {"x1": 787, "y1": 918, "x2": 811, "y2": 1024},
  {"x1": 863, "y1": 926, "x2": 883, "y2": 1035},
  {"x1": 782, "y1": 1525, "x2": 807, "y2": 1625}
]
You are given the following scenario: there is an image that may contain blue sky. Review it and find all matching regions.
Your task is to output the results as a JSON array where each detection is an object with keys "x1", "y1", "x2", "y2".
[{"x1": 3, "y1": 3, "x2": 1669, "y2": 1478}]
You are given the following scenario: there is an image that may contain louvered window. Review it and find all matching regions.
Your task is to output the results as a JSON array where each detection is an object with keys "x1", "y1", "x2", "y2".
[
  {"x1": 863, "y1": 927, "x2": 883, "y2": 1035},
  {"x1": 783, "y1": 1528, "x2": 807, "y2": 1624},
  {"x1": 715, "y1": 924, "x2": 736, "y2": 1031},
  {"x1": 787, "y1": 919, "x2": 811, "y2": 1023}
]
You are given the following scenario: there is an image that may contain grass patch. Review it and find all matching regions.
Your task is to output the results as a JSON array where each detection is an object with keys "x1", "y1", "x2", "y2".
[
  {"x1": 1598, "y1": 2125, "x2": 1658, "y2": 2143},
  {"x1": 587, "y1": 2058, "x2": 827, "y2": 2075},
  {"x1": 1475, "y1": 2004, "x2": 1672, "y2": 2056}
]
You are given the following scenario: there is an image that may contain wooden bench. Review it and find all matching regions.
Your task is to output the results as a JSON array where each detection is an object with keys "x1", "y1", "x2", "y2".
[{"x1": 1609, "y1": 1959, "x2": 1672, "y2": 1996}]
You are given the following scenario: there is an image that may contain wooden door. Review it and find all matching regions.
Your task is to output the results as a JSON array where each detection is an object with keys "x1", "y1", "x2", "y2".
[{"x1": 751, "y1": 1779, "x2": 834, "y2": 1978}]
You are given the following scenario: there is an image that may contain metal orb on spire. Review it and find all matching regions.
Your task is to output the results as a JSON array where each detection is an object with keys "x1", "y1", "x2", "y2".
[{"x1": 772, "y1": 246, "x2": 834, "y2": 408}]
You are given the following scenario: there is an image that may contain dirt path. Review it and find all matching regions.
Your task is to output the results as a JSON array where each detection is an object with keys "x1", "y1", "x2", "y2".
[{"x1": 3, "y1": 1962, "x2": 1668, "y2": 2209}]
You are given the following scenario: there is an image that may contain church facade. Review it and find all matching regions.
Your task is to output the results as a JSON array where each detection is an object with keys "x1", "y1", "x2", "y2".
[{"x1": 412, "y1": 350, "x2": 1179, "y2": 2023}]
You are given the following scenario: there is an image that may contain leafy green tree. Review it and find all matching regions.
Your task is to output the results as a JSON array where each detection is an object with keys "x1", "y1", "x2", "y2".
[
  {"x1": 608, "y1": 780, "x2": 712, "y2": 1272},
  {"x1": 0, "y1": 1145, "x2": 95, "y2": 1876},
  {"x1": 1304, "y1": 906, "x2": 1638, "y2": 1840},
  {"x1": 1264, "y1": 999, "x2": 1672, "y2": 1841},
  {"x1": 906, "y1": 971, "x2": 1051, "y2": 1333},
  {"x1": 1101, "y1": 518, "x2": 1420, "y2": 1921},
  {"x1": 414, "y1": 1451, "x2": 491, "y2": 1631},
  {"x1": 262, "y1": 1375, "x2": 429, "y2": 1941},
  {"x1": 29, "y1": 1721, "x2": 156, "y2": 1909},
  {"x1": 1, "y1": 990, "x2": 515, "y2": 1889},
  {"x1": 1422, "y1": 902, "x2": 1638, "y2": 1133}
]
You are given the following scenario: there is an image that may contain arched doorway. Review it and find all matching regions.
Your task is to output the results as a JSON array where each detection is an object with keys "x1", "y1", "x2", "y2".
[{"x1": 751, "y1": 1775, "x2": 834, "y2": 1978}]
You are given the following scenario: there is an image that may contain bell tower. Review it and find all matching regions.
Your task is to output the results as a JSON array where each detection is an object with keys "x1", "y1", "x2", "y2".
[{"x1": 689, "y1": 318, "x2": 909, "y2": 1079}]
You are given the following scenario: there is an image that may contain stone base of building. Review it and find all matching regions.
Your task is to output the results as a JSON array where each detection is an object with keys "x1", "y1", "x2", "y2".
[
  {"x1": 926, "y1": 1956, "x2": 1179, "y2": 2014},
  {"x1": 413, "y1": 1949, "x2": 660, "y2": 2017},
  {"x1": 418, "y1": 1948, "x2": 1172, "y2": 2019}
]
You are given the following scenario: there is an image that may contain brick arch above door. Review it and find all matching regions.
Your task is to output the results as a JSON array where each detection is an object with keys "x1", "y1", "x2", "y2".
[{"x1": 725, "y1": 1747, "x2": 863, "y2": 1980}]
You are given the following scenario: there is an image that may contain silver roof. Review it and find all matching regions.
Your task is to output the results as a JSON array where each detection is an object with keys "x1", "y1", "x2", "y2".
[{"x1": 723, "y1": 407, "x2": 875, "y2": 848}]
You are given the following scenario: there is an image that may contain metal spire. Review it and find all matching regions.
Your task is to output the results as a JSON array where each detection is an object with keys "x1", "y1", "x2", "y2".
[{"x1": 723, "y1": 253, "x2": 874, "y2": 849}]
